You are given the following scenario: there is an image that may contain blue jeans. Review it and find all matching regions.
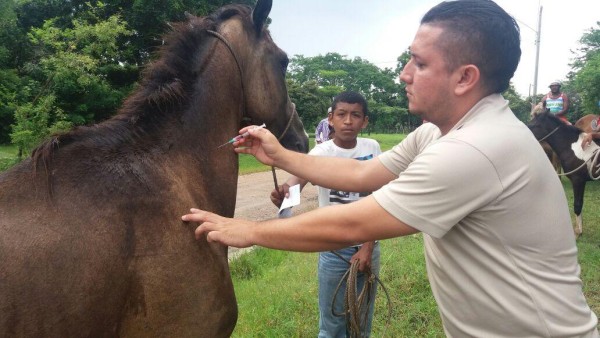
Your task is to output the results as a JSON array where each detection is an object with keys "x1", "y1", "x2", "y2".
[{"x1": 317, "y1": 243, "x2": 380, "y2": 338}]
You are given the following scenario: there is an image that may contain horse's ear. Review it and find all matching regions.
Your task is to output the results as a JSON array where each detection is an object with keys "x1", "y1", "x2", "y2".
[{"x1": 252, "y1": 0, "x2": 272, "y2": 35}]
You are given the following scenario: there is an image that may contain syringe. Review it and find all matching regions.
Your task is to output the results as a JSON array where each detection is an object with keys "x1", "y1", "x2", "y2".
[{"x1": 217, "y1": 123, "x2": 266, "y2": 148}]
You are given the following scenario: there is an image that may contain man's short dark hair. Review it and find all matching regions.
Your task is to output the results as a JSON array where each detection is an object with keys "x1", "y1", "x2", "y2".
[
  {"x1": 421, "y1": 0, "x2": 521, "y2": 94},
  {"x1": 330, "y1": 91, "x2": 369, "y2": 116}
]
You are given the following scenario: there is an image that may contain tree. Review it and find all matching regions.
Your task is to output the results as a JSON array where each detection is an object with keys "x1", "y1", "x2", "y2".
[
  {"x1": 286, "y1": 79, "x2": 333, "y2": 133},
  {"x1": 8, "y1": 3, "x2": 133, "y2": 155},
  {"x1": 0, "y1": 69, "x2": 19, "y2": 144},
  {"x1": 502, "y1": 84, "x2": 531, "y2": 123},
  {"x1": 288, "y1": 53, "x2": 403, "y2": 104},
  {"x1": 24, "y1": 3, "x2": 134, "y2": 125},
  {"x1": 570, "y1": 22, "x2": 600, "y2": 115},
  {"x1": 286, "y1": 52, "x2": 409, "y2": 133},
  {"x1": 10, "y1": 94, "x2": 72, "y2": 158}
]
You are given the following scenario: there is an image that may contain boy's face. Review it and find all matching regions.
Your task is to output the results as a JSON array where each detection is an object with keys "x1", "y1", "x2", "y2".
[{"x1": 328, "y1": 102, "x2": 368, "y2": 144}]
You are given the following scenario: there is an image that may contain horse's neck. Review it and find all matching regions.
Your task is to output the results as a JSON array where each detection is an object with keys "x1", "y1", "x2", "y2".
[{"x1": 546, "y1": 128, "x2": 584, "y2": 168}]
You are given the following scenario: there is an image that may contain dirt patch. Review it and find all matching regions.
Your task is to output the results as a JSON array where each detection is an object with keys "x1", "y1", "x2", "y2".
[{"x1": 229, "y1": 169, "x2": 318, "y2": 259}]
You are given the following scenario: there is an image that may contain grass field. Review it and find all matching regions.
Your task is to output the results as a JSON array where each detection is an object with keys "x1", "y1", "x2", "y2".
[
  {"x1": 0, "y1": 144, "x2": 19, "y2": 171},
  {"x1": 230, "y1": 172, "x2": 600, "y2": 335}
]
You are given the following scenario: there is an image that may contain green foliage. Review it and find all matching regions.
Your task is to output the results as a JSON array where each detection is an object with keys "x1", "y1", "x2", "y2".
[
  {"x1": 287, "y1": 52, "x2": 408, "y2": 133},
  {"x1": 286, "y1": 80, "x2": 333, "y2": 132},
  {"x1": 10, "y1": 94, "x2": 72, "y2": 157},
  {"x1": 24, "y1": 4, "x2": 133, "y2": 125},
  {"x1": 0, "y1": 69, "x2": 19, "y2": 144},
  {"x1": 571, "y1": 22, "x2": 600, "y2": 115},
  {"x1": 0, "y1": 143, "x2": 19, "y2": 171},
  {"x1": 574, "y1": 52, "x2": 600, "y2": 114},
  {"x1": 503, "y1": 84, "x2": 531, "y2": 122}
]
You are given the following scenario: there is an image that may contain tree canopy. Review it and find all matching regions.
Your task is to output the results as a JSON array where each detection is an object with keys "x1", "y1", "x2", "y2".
[{"x1": 570, "y1": 21, "x2": 600, "y2": 115}]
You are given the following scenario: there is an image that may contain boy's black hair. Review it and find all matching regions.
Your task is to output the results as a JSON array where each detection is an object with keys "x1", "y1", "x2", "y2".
[
  {"x1": 330, "y1": 91, "x2": 368, "y2": 117},
  {"x1": 421, "y1": 0, "x2": 521, "y2": 94}
]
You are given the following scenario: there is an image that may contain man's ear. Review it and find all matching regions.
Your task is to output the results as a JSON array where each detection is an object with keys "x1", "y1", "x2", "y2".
[
  {"x1": 454, "y1": 64, "x2": 480, "y2": 96},
  {"x1": 361, "y1": 116, "x2": 369, "y2": 129}
]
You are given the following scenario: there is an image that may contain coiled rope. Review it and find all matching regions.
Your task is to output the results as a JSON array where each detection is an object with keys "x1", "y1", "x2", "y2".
[
  {"x1": 330, "y1": 251, "x2": 392, "y2": 337},
  {"x1": 559, "y1": 148, "x2": 600, "y2": 180}
]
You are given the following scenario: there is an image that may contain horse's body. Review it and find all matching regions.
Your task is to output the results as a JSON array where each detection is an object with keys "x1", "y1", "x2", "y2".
[
  {"x1": 0, "y1": 1, "x2": 307, "y2": 336},
  {"x1": 528, "y1": 112, "x2": 600, "y2": 237}
]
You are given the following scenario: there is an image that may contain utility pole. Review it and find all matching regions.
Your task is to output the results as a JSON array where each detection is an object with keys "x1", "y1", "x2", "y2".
[{"x1": 532, "y1": 5, "x2": 543, "y2": 106}]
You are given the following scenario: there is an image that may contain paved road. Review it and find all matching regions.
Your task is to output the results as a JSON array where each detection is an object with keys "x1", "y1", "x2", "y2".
[{"x1": 229, "y1": 169, "x2": 319, "y2": 259}]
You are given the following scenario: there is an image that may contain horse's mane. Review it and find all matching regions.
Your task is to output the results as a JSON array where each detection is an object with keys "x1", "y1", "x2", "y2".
[{"x1": 31, "y1": 4, "x2": 252, "y2": 169}]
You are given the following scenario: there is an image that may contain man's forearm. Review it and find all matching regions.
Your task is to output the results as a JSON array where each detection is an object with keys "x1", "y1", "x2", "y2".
[{"x1": 250, "y1": 196, "x2": 418, "y2": 252}]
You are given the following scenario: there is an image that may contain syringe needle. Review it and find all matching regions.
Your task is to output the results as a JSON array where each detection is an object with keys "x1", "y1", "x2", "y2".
[{"x1": 216, "y1": 123, "x2": 266, "y2": 149}]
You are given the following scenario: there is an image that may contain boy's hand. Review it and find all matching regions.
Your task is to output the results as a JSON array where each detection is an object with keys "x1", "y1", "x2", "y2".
[
  {"x1": 270, "y1": 183, "x2": 291, "y2": 208},
  {"x1": 351, "y1": 242, "x2": 375, "y2": 272}
]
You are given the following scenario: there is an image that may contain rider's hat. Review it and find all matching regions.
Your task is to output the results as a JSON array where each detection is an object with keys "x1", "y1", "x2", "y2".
[{"x1": 549, "y1": 81, "x2": 561, "y2": 87}]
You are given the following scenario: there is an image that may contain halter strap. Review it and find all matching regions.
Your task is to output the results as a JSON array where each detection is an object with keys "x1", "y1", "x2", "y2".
[
  {"x1": 207, "y1": 29, "x2": 296, "y2": 193},
  {"x1": 206, "y1": 29, "x2": 294, "y2": 142},
  {"x1": 537, "y1": 126, "x2": 560, "y2": 142},
  {"x1": 206, "y1": 30, "x2": 247, "y2": 123}
]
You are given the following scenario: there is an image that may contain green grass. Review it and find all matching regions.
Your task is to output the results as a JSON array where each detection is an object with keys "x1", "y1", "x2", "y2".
[
  {"x1": 0, "y1": 144, "x2": 18, "y2": 158},
  {"x1": 0, "y1": 144, "x2": 19, "y2": 171},
  {"x1": 230, "y1": 179, "x2": 600, "y2": 337}
]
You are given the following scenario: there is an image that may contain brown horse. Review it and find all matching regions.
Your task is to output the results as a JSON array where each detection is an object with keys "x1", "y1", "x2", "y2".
[
  {"x1": 0, "y1": 0, "x2": 308, "y2": 336},
  {"x1": 575, "y1": 113, "x2": 600, "y2": 134},
  {"x1": 528, "y1": 112, "x2": 600, "y2": 238}
]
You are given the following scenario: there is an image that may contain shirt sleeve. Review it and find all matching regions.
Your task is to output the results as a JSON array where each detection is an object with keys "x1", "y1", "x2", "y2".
[
  {"x1": 378, "y1": 123, "x2": 440, "y2": 175},
  {"x1": 373, "y1": 138, "x2": 503, "y2": 238}
]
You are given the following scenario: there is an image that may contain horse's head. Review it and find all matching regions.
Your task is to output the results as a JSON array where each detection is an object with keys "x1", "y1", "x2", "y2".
[
  {"x1": 527, "y1": 111, "x2": 562, "y2": 141},
  {"x1": 527, "y1": 111, "x2": 581, "y2": 144},
  {"x1": 529, "y1": 102, "x2": 549, "y2": 120},
  {"x1": 200, "y1": 0, "x2": 308, "y2": 153}
]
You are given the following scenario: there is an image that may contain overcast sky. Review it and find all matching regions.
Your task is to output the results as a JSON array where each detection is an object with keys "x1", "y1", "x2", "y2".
[{"x1": 268, "y1": 0, "x2": 600, "y2": 98}]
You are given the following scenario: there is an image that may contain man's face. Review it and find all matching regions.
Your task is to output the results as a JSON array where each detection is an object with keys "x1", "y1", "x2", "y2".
[
  {"x1": 399, "y1": 24, "x2": 454, "y2": 122},
  {"x1": 550, "y1": 85, "x2": 560, "y2": 94}
]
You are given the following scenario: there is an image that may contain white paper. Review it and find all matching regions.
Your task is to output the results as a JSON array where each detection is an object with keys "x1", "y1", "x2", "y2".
[{"x1": 278, "y1": 184, "x2": 301, "y2": 218}]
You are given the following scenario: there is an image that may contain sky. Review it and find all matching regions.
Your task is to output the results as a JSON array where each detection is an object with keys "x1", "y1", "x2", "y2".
[{"x1": 268, "y1": 0, "x2": 600, "y2": 98}]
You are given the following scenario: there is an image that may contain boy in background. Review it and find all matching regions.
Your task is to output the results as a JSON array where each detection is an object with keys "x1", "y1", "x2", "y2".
[{"x1": 271, "y1": 91, "x2": 381, "y2": 337}]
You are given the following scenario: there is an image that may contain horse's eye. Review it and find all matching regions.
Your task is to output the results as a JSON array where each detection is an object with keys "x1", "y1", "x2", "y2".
[{"x1": 280, "y1": 56, "x2": 289, "y2": 75}]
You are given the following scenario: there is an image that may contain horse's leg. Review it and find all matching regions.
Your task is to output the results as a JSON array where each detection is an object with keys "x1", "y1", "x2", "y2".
[
  {"x1": 551, "y1": 152, "x2": 561, "y2": 174},
  {"x1": 571, "y1": 180, "x2": 586, "y2": 238}
]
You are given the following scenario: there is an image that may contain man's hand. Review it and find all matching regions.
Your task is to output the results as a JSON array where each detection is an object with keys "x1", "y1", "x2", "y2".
[
  {"x1": 581, "y1": 133, "x2": 593, "y2": 148},
  {"x1": 233, "y1": 125, "x2": 286, "y2": 167},
  {"x1": 182, "y1": 208, "x2": 255, "y2": 248}
]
